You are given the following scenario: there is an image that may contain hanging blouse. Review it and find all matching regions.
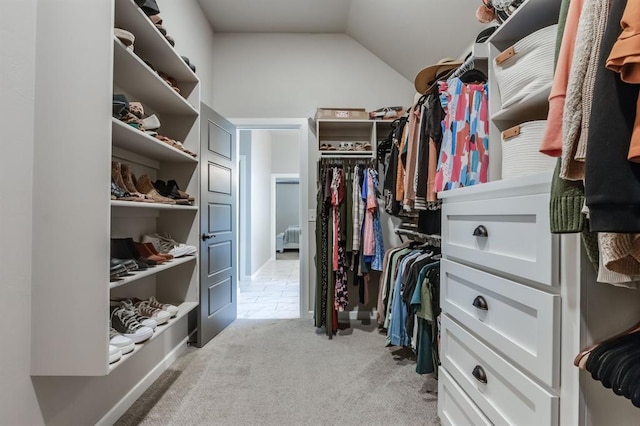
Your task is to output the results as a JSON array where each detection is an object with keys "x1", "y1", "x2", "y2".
[{"x1": 433, "y1": 78, "x2": 489, "y2": 192}]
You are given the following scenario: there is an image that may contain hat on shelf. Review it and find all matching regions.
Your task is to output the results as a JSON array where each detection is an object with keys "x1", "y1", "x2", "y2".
[{"x1": 414, "y1": 58, "x2": 463, "y2": 93}]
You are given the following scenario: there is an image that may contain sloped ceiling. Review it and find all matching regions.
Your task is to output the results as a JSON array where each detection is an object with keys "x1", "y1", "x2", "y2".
[{"x1": 197, "y1": 0, "x2": 487, "y2": 84}]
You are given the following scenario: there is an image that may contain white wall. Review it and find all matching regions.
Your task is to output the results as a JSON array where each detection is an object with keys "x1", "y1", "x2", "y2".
[
  {"x1": 158, "y1": 0, "x2": 215, "y2": 107},
  {"x1": 250, "y1": 130, "x2": 273, "y2": 273},
  {"x1": 271, "y1": 130, "x2": 300, "y2": 174},
  {"x1": 276, "y1": 183, "x2": 300, "y2": 234},
  {"x1": 0, "y1": 1, "x2": 39, "y2": 423},
  {"x1": 211, "y1": 33, "x2": 415, "y2": 118}
]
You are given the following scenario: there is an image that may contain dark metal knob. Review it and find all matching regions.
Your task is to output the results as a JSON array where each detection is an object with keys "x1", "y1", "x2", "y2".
[
  {"x1": 472, "y1": 365, "x2": 487, "y2": 384},
  {"x1": 473, "y1": 225, "x2": 488, "y2": 237},
  {"x1": 202, "y1": 233, "x2": 216, "y2": 241},
  {"x1": 473, "y1": 296, "x2": 488, "y2": 311}
]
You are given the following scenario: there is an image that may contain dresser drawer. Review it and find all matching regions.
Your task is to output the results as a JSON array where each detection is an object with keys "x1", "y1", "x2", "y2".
[
  {"x1": 439, "y1": 367, "x2": 492, "y2": 426},
  {"x1": 442, "y1": 194, "x2": 557, "y2": 286},
  {"x1": 441, "y1": 315, "x2": 559, "y2": 426},
  {"x1": 441, "y1": 259, "x2": 560, "y2": 387}
]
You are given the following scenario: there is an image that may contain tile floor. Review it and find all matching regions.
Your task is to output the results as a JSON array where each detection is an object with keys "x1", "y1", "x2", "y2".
[{"x1": 237, "y1": 258, "x2": 300, "y2": 319}]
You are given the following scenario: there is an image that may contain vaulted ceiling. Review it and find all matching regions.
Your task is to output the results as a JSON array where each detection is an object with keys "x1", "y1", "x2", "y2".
[{"x1": 197, "y1": 0, "x2": 488, "y2": 84}]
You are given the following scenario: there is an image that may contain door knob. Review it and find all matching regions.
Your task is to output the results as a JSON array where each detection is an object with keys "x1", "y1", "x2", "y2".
[
  {"x1": 202, "y1": 233, "x2": 216, "y2": 241},
  {"x1": 472, "y1": 365, "x2": 487, "y2": 384},
  {"x1": 472, "y1": 296, "x2": 488, "y2": 311},
  {"x1": 472, "y1": 225, "x2": 488, "y2": 237}
]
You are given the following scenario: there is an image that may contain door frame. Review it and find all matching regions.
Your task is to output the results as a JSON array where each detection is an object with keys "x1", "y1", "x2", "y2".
[
  {"x1": 271, "y1": 173, "x2": 300, "y2": 260},
  {"x1": 230, "y1": 118, "x2": 310, "y2": 320}
]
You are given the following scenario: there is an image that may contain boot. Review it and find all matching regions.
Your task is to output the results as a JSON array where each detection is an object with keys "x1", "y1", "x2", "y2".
[{"x1": 135, "y1": 174, "x2": 176, "y2": 204}]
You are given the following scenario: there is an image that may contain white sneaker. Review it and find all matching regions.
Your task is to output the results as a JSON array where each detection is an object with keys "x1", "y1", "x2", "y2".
[
  {"x1": 118, "y1": 300, "x2": 158, "y2": 330},
  {"x1": 147, "y1": 296, "x2": 179, "y2": 318},
  {"x1": 109, "y1": 327, "x2": 135, "y2": 355},
  {"x1": 135, "y1": 300, "x2": 172, "y2": 325},
  {"x1": 109, "y1": 344, "x2": 123, "y2": 364},
  {"x1": 110, "y1": 307, "x2": 154, "y2": 344}
]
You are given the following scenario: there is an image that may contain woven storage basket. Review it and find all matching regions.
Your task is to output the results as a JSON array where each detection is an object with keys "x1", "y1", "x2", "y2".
[
  {"x1": 493, "y1": 24, "x2": 557, "y2": 109},
  {"x1": 501, "y1": 121, "x2": 556, "y2": 179}
]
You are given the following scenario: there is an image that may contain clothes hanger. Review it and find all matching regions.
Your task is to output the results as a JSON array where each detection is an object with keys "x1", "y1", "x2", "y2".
[{"x1": 574, "y1": 320, "x2": 640, "y2": 367}]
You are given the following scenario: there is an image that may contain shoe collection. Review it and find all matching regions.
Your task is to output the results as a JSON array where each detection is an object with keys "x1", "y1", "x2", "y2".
[
  {"x1": 112, "y1": 97, "x2": 198, "y2": 158},
  {"x1": 110, "y1": 235, "x2": 195, "y2": 281},
  {"x1": 110, "y1": 161, "x2": 195, "y2": 205},
  {"x1": 319, "y1": 142, "x2": 372, "y2": 151},
  {"x1": 108, "y1": 296, "x2": 178, "y2": 364},
  {"x1": 114, "y1": 0, "x2": 197, "y2": 74}
]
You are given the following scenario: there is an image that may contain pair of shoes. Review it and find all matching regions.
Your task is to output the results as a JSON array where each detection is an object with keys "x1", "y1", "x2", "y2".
[
  {"x1": 111, "y1": 237, "x2": 158, "y2": 268},
  {"x1": 110, "y1": 258, "x2": 138, "y2": 280},
  {"x1": 132, "y1": 296, "x2": 179, "y2": 318},
  {"x1": 109, "y1": 327, "x2": 134, "y2": 359},
  {"x1": 142, "y1": 233, "x2": 196, "y2": 258},
  {"x1": 110, "y1": 306, "x2": 154, "y2": 344},
  {"x1": 158, "y1": 72, "x2": 180, "y2": 94},
  {"x1": 181, "y1": 56, "x2": 196, "y2": 73},
  {"x1": 112, "y1": 298, "x2": 171, "y2": 326},
  {"x1": 109, "y1": 344, "x2": 122, "y2": 364},
  {"x1": 112, "y1": 161, "x2": 154, "y2": 203},
  {"x1": 153, "y1": 135, "x2": 197, "y2": 158},
  {"x1": 154, "y1": 179, "x2": 194, "y2": 204},
  {"x1": 114, "y1": 28, "x2": 135, "y2": 51}
]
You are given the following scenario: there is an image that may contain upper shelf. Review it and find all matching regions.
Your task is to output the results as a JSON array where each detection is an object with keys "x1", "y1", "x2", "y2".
[
  {"x1": 114, "y1": 0, "x2": 198, "y2": 84},
  {"x1": 488, "y1": 0, "x2": 561, "y2": 48},
  {"x1": 112, "y1": 118, "x2": 198, "y2": 163},
  {"x1": 113, "y1": 38, "x2": 198, "y2": 116},
  {"x1": 111, "y1": 200, "x2": 198, "y2": 211}
]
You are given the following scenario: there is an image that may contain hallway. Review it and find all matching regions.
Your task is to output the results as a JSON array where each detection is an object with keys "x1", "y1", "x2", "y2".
[{"x1": 237, "y1": 255, "x2": 300, "y2": 319}]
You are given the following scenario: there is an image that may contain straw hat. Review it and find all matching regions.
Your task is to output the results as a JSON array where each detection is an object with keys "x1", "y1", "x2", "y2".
[{"x1": 414, "y1": 58, "x2": 463, "y2": 93}]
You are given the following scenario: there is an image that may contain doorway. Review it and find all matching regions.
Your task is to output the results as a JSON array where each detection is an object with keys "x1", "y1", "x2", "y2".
[{"x1": 235, "y1": 124, "x2": 306, "y2": 319}]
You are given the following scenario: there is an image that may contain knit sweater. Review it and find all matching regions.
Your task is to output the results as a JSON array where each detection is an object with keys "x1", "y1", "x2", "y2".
[
  {"x1": 559, "y1": 0, "x2": 610, "y2": 181},
  {"x1": 585, "y1": 0, "x2": 640, "y2": 232}
]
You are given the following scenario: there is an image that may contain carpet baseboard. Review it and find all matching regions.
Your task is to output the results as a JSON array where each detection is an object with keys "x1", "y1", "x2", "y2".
[{"x1": 96, "y1": 337, "x2": 189, "y2": 426}]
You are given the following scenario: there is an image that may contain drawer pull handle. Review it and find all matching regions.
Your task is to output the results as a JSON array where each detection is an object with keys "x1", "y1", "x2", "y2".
[
  {"x1": 472, "y1": 365, "x2": 488, "y2": 384},
  {"x1": 472, "y1": 296, "x2": 488, "y2": 311},
  {"x1": 472, "y1": 225, "x2": 488, "y2": 237}
]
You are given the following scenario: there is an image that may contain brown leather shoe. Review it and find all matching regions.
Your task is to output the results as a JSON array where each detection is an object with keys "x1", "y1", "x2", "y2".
[
  {"x1": 113, "y1": 161, "x2": 153, "y2": 202},
  {"x1": 133, "y1": 242, "x2": 166, "y2": 263},
  {"x1": 120, "y1": 164, "x2": 155, "y2": 202},
  {"x1": 135, "y1": 174, "x2": 176, "y2": 204},
  {"x1": 144, "y1": 242, "x2": 173, "y2": 260}
]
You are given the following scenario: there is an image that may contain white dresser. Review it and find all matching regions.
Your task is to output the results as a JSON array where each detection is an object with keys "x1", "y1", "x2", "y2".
[{"x1": 437, "y1": 172, "x2": 564, "y2": 426}]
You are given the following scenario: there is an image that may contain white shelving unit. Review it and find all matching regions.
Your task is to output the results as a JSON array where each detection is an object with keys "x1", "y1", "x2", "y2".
[
  {"x1": 437, "y1": 1, "x2": 579, "y2": 425},
  {"x1": 31, "y1": 0, "x2": 200, "y2": 377},
  {"x1": 315, "y1": 118, "x2": 395, "y2": 157}
]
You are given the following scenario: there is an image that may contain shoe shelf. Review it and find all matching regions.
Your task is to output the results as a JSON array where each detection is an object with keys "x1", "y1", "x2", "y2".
[
  {"x1": 110, "y1": 200, "x2": 199, "y2": 210},
  {"x1": 113, "y1": 38, "x2": 198, "y2": 116},
  {"x1": 114, "y1": 0, "x2": 198, "y2": 85},
  {"x1": 112, "y1": 118, "x2": 198, "y2": 163},
  {"x1": 110, "y1": 255, "x2": 197, "y2": 290},
  {"x1": 490, "y1": 82, "x2": 552, "y2": 123},
  {"x1": 108, "y1": 301, "x2": 198, "y2": 373}
]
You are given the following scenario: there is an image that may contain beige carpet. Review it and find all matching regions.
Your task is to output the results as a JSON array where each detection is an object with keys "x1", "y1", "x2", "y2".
[{"x1": 116, "y1": 318, "x2": 440, "y2": 426}]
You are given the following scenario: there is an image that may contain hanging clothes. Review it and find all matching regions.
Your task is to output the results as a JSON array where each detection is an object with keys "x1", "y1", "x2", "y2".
[
  {"x1": 433, "y1": 77, "x2": 489, "y2": 192},
  {"x1": 314, "y1": 160, "x2": 386, "y2": 336}
]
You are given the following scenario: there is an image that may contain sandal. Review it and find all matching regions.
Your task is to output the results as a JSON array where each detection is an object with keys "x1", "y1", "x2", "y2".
[
  {"x1": 114, "y1": 28, "x2": 135, "y2": 50},
  {"x1": 319, "y1": 144, "x2": 328, "y2": 150},
  {"x1": 362, "y1": 143, "x2": 372, "y2": 151}
]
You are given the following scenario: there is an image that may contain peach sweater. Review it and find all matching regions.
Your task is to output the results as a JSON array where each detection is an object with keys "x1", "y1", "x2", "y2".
[{"x1": 539, "y1": 0, "x2": 584, "y2": 157}]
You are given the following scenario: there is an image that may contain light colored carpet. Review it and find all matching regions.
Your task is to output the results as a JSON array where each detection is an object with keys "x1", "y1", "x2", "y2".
[{"x1": 116, "y1": 319, "x2": 440, "y2": 426}]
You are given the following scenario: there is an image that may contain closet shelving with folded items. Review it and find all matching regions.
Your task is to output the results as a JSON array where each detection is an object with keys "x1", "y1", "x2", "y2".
[
  {"x1": 313, "y1": 158, "x2": 386, "y2": 338},
  {"x1": 31, "y1": 0, "x2": 200, "y2": 376}
]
